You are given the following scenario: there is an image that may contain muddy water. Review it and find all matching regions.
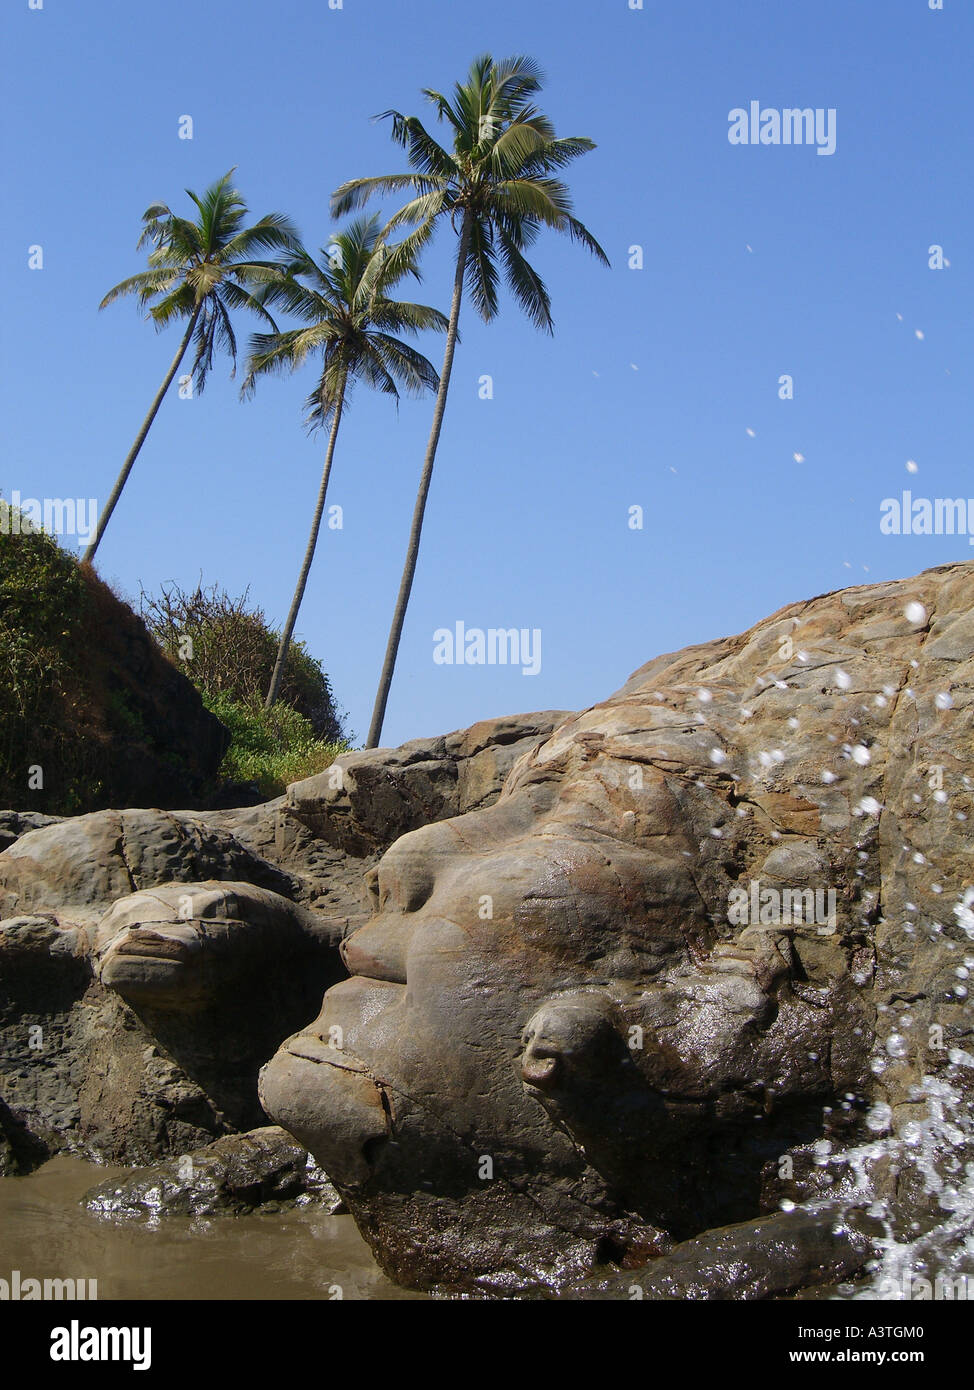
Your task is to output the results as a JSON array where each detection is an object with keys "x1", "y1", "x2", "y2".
[{"x1": 0, "y1": 1158, "x2": 423, "y2": 1300}]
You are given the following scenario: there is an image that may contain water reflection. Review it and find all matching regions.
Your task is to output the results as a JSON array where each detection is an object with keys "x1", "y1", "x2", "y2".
[{"x1": 0, "y1": 1158, "x2": 423, "y2": 1301}]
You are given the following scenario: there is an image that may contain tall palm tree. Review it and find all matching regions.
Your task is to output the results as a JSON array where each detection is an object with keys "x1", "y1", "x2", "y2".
[
  {"x1": 242, "y1": 215, "x2": 448, "y2": 711},
  {"x1": 84, "y1": 169, "x2": 299, "y2": 564},
  {"x1": 333, "y1": 54, "x2": 609, "y2": 748}
]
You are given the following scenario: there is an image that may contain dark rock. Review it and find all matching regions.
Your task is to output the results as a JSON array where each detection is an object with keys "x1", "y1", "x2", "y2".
[
  {"x1": 569, "y1": 1207, "x2": 878, "y2": 1300},
  {"x1": 0, "y1": 809, "x2": 300, "y2": 922},
  {"x1": 81, "y1": 1125, "x2": 344, "y2": 1219},
  {"x1": 206, "y1": 781, "x2": 264, "y2": 811},
  {"x1": 0, "y1": 812, "x2": 63, "y2": 854},
  {"x1": 0, "y1": 819, "x2": 350, "y2": 1163},
  {"x1": 0, "y1": 1095, "x2": 50, "y2": 1175}
]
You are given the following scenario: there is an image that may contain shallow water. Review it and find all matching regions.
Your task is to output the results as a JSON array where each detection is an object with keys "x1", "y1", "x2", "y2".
[{"x1": 0, "y1": 1158, "x2": 423, "y2": 1300}]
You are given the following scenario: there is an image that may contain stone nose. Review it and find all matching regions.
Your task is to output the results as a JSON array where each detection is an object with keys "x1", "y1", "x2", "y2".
[
  {"x1": 340, "y1": 914, "x2": 413, "y2": 983},
  {"x1": 520, "y1": 1037, "x2": 561, "y2": 1090},
  {"x1": 368, "y1": 847, "x2": 436, "y2": 916}
]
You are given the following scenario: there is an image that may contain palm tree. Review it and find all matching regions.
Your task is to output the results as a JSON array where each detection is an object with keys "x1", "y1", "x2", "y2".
[
  {"x1": 242, "y1": 214, "x2": 448, "y2": 711},
  {"x1": 332, "y1": 54, "x2": 609, "y2": 748},
  {"x1": 84, "y1": 169, "x2": 299, "y2": 564}
]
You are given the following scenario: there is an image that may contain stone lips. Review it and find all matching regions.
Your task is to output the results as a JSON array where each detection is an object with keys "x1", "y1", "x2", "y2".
[{"x1": 261, "y1": 561, "x2": 974, "y2": 1293}]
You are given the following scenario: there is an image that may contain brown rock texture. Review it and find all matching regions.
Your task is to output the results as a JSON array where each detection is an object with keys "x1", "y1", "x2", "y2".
[
  {"x1": 0, "y1": 714, "x2": 558, "y2": 1168},
  {"x1": 261, "y1": 562, "x2": 974, "y2": 1294}
]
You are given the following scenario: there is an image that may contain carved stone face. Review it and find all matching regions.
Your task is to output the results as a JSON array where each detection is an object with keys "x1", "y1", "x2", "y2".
[
  {"x1": 261, "y1": 723, "x2": 869, "y2": 1287},
  {"x1": 261, "y1": 565, "x2": 974, "y2": 1292}
]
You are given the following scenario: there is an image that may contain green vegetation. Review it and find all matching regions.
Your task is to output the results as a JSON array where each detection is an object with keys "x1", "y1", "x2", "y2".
[
  {"x1": 86, "y1": 171, "x2": 299, "y2": 563},
  {"x1": 0, "y1": 502, "x2": 92, "y2": 811},
  {"x1": 0, "y1": 508, "x2": 225, "y2": 814},
  {"x1": 140, "y1": 581, "x2": 350, "y2": 798},
  {"x1": 0, "y1": 512, "x2": 349, "y2": 811},
  {"x1": 202, "y1": 694, "x2": 346, "y2": 799}
]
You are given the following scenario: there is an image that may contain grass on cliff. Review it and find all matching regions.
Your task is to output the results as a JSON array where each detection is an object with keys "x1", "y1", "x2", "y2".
[
  {"x1": 141, "y1": 581, "x2": 351, "y2": 799},
  {"x1": 0, "y1": 511, "x2": 351, "y2": 812},
  {"x1": 0, "y1": 506, "x2": 227, "y2": 813},
  {"x1": 203, "y1": 693, "x2": 347, "y2": 798}
]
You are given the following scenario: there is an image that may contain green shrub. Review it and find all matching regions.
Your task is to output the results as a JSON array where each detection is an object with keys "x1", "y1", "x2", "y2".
[
  {"x1": 141, "y1": 581, "x2": 346, "y2": 743},
  {"x1": 0, "y1": 504, "x2": 226, "y2": 813},
  {"x1": 203, "y1": 692, "x2": 348, "y2": 798}
]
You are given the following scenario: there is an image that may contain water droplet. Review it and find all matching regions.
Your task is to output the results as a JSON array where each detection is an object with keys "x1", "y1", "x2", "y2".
[{"x1": 866, "y1": 1103, "x2": 893, "y2": 1133}]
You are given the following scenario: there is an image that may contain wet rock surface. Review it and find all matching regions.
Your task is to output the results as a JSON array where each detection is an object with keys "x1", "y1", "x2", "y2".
[
  {"x1": 0, "y1": 1094, "x2": 50, "y2": 1175},
  {"x1": 261, "y1": 562, "x2": 974, "y2": 1295},
  {"x1": 81, "y1": 1126, "x2": 344, "y2": 1220},
  {"x1": 568, "y1": 1207, "x2": 879, "y2": 1301}
]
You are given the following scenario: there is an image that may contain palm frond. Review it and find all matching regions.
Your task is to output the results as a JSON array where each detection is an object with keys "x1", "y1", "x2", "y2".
[
  {"x1": 99, "y1": 266, "x2": 180, "y2": 309},
  {"x1": 378, "y1": 111, "x2": 456, "y2": 178},
  {"x1": 219, "y1": 277, "x2": 279, "y2": 330},
  {"x1": 496, "y1": 227, "x2": 553, "y2": 333},
  {"x1": 368, "y1": 299, "x2": 450, "y2": 335},
  {"x1": 520, "y1": 136, "x2": 597, "y2": 175},
  {"x1": 219, "y1": 213, "x2": 301, "y2": 262},
  {"x1": 331, "y1": 174, "x2": 440, "y2": 218},
  {"x1": 367, "y1": 333, "x2": 441, "y2": 396},
  {"x1": 466, "y1": 218, "x2": 500, "y2": 322}
]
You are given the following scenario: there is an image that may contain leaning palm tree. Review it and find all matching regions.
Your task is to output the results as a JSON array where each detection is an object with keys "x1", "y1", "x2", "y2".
[
  {"x1": 84, "y1": 169, "x2": 299, "y2": 564},
  {"x1": 333, "y1": 54, "x2": 609, "y2": 748},
  {"x1": 242, "y1": 215, "x2": 448, "y2": 711}
]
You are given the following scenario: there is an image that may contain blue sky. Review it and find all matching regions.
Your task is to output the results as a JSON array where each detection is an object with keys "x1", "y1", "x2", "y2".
[{"x1": 2, "y1": 0, "x2": 971, "y2": 746}]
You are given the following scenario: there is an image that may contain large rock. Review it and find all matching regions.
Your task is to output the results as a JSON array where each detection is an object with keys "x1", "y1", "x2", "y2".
[
  {"x1": 0, "y1": 813, "x2": 353, "y2": 1164},
  {"x1": 0, "y1": 813, "x2": 62, "y2": 855},
  {"x1": 0, "y1": 809, "x2": 299, "y2": 922},
  {"x1": 81, "y1": 1125, "x2": 343, "y2": 1220},
  {"x1": 286, "y1": 712, "x2": 569, "y2": 855},
  {"x1": 261, "y1": 562, "x2": 974, "y2": 1295},
  {"x1": 571, "y1": 1206, "x2": 880, "y2": 1301},
  {"x1": 0, "y1": 716, "x2": 567, "y2": 1169}
]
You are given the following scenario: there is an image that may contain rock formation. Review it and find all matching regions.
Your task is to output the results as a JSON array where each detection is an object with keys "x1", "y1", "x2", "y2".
[
  {"x1": 81, "y1": 1125, "x2": 343, "y2": 1220},
  {"x1": 260, "y1": 562, "x2": 974, "y2": 1294},
  {"x1": 0, "y1": 714, "x2": 562, "y2": 1167},
  {"x1": 3, "y1": 563, "x2": 972, "y2": 1298}
]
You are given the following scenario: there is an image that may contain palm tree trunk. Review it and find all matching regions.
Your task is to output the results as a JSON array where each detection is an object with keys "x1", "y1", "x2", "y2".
[
  {"x1": 365, "y1": 212, "x2": 472, "y2": 749},
  {"x1": 265, "y1": 374, "x2": 347, "y2": 710},
  {"x1": 83, "y1": 306, "x2": 201, "y2": 566}
]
